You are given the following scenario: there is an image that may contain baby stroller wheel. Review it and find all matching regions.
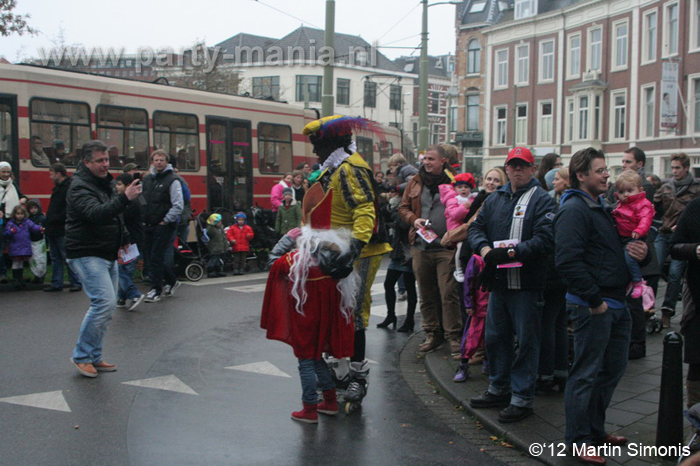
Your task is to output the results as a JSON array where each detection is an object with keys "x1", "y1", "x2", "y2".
[{"x1": 185, "y1": 262, "x2": 204, "y2": 282}]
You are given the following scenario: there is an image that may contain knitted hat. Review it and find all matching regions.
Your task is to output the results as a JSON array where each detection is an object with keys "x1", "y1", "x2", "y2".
[
  {"x1": 207, "y1": 213, "x2": 222, "y2": 225},
  {"x1": 453, "y1": 172, "x2": 475, "y2": 189},
  {"x1": 282, "y1": 187, "x2": 293, "y2": 196},
  {"x1": 234, "y1": 212, "x2": 247, "y2": 220}
]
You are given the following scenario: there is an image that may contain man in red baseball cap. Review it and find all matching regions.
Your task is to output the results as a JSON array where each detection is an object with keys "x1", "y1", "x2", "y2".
[{"x1": 505, "y1": 147, "x2": 535, "y2": 165}]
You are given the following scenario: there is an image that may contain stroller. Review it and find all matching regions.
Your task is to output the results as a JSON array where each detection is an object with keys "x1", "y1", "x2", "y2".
[
  {"x1": 245, "y1": 205, "x2": 279, "y2": 271},
  {"x1": 172, "y1": 213, "x2": 210, "y2": 282}
]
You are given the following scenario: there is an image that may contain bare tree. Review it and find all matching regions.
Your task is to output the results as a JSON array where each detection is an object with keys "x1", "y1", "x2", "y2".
[
  {"x1": 172, "y1": 42, "x2": 242, "y2": 96},
  {"x1": 0, "y1": 0, "x2": 37, "y2": 37}
]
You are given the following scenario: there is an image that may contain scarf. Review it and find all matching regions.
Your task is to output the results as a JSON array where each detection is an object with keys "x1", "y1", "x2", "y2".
[
  {"x1": 419, "y1": 165, "x2": 452, "y2": 197},
  {"x1": 0, "y1": 178, "x2": 20, "y2": 216},
  {"x1": 671, "y1": 172, "x2": 694, "y2": 197}
]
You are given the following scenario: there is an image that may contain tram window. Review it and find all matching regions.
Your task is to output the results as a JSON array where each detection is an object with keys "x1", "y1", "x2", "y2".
[
  {"x1": 379, "y1": 141, "x2": 393, "y2": 174},
  {"x1": 96, "y1": 105, "x2": 149, "y2": 169},
  {"x1": 30, "y1": 98, "x2": 90, "y2": 167},
  {"x1": 0, "y1": 104, "x2": 13, "y2": 165},
  {"x1": 258, "y1": 123, "x2": 292, "y2": 174},
  {"x1": 153, "y1": 111, "x2": 199, "y2": 171}
]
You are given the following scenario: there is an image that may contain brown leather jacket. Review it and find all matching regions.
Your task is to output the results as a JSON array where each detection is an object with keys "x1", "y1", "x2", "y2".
[
  {"x1": 398, "y1": 168, "x2": 455, "y2": 245},
  {"x1": 654, "y1": 177, "x2": 700, "y2": 233}
]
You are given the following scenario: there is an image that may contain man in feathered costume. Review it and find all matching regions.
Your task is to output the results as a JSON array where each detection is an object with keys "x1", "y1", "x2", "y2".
[{"x1": 261, "y1": 115, "x2": 390, "y2": 421}]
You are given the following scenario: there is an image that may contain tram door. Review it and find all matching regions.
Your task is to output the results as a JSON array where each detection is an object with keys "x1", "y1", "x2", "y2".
[
  {"x1": 0, "y1": 95, "x2": 18, "y2": 177},
  {"x1": 206, "y1": 117, "x2": 253, "y2": 213}
]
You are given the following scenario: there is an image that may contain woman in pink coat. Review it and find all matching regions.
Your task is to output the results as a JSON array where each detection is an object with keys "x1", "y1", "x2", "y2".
[{"x1": 270, "y1": 173, "x2": 293, "y2": 212}]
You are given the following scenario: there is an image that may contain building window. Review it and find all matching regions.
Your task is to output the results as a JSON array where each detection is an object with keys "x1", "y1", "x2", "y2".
[
  {"x1": 663, "y1": 2, "x2": 679, "y2": 57},
  {"x1": 449, "y1": 103, "x2": 458, "y2": 132},
  {"x1": 568, "y1": 33, "x2": 581, "y2": 78},
  {"x1": 612, "y1": 21, "x2": 628, "y2": 70},
  {"x1": 295, "y1": 75, "x2": 322, "y2": 102},
  {"x1": 389, "y1": 84, "x2": 402, "y2": 111},
  {"x1": 514, "y1": 0, "x2": 536, "y2": 19},
  {"x1": 693, "y1": 77, "x2": 700, "y2": 133},
  {"x1": 566, "y1": 98, "x2": 575, "y2": 142},
  {"x1": 588, "y1": 27, "x2": 602, "y2": 72},
  {"x1": 642, "y1": 10, "x2": 658, "y2": 63},
  {"x1": 540, "y1": 40, "x2": 555, "y2": 82},
  {"x1": 516, "y1": 44, "x2": 529, "y2": 85},
  {"x1": 467, "y1": 39, "x2": 481, "y2": 74},
  {"x1": 258, "y1": 123, "x2": 293, "y2": 174},
  {"x1": 593, "y1": 95, "x2": 602, "y2": 141},
  {"x1": 495, "y1": 106, "x2": 507, "y2": 145},
  {"x1": 642, "y1": 85, "x2": 656, "y2": 138},
  {"x1": 515, "y1": 105, "x2": 528, "y2": 144},
  {"x1": 252, "y1": 76, "x2": 280, "y2": 100},
  {"x1": 466, "y1": 94, "x2": 479, "y2": 131},
  {"x1": 337, "y1": 78, "x2": 350, "y2": 106},
  {"x1": 578, "y1": 96, "x2": 589, "y2": 140},
  {"x1": 693, "y1": 0, "x2": 700, "y2": 50},
  {"x1": 364, "y1": 81, "x2": 377, "y2": 108},
  {"x1": 539, "y1": 101, "x2": 553, "y2": 144},
  {"x1": 611, "y1": 91, "x2": 627, "y2": 140},
  {"x1": 496, "y1": 49, "x2": 508, "y2": 88}
]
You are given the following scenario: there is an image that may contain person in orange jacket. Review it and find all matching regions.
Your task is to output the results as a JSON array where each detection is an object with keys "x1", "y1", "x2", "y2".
[{"x1": 226, "y1": 212, "x2": 254, "y2": 275}]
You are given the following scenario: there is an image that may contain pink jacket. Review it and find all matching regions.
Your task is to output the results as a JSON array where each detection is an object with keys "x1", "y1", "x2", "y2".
[
  {"x1": 612, "y1": 192, "x2": 655, "y2": 238},
  {"x1": 464, "y1": 255, "x2": 489, "y2": 318},
  {"x1": 438, "y1": 184, "x2": 470, "y2": 231},
  {"x1": 270, "y1": 181, "x2": 289, "y2": 212}
]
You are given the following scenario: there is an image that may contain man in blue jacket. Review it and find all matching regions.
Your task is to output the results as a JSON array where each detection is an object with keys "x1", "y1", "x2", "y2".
[
  {"x1": 555, "y1": 148, "x2": 648, "y2": 464},
  {"x1": 468, "y1": 147, "x2": 556, "y2": 423}
]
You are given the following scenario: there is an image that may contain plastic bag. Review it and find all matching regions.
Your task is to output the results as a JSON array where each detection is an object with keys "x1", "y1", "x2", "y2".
[{"x1": 30, "y1": 240, "x2": 47, "y2": 277}]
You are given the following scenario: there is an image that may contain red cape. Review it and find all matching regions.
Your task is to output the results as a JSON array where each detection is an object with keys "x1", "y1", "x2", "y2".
[{"x1": 260, "y1": 252, "x2": 355, "y2": 359}]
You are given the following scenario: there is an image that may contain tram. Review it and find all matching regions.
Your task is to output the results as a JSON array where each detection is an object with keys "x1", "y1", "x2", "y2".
[{"x1": 0, "y1": 63, "x2": 403, "y2": 213}]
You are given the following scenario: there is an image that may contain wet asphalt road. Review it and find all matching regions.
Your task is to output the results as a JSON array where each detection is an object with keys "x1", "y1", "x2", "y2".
[{"x1": 0, "y1": 267, "x2": 506, "y2": 466}]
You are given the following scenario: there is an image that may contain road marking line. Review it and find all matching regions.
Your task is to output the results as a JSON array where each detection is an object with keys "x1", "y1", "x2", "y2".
[
  {"x1": 0, "y1": 390, "x2": 71, "y2": 412},
  {"x1": 122, "y1": 375, "x2": 198, "y2": 395},
  {"x1": 225, "y1": 361, "x2": 292, "y2": 378}
]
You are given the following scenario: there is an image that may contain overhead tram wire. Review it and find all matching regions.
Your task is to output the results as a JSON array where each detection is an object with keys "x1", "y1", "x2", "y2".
[
  {"x1": 250, "y1": 0, "x2": 322, "y2": 29},
  {"x1": 376, "y1": 1, "x2": 422, "y2": 42}
]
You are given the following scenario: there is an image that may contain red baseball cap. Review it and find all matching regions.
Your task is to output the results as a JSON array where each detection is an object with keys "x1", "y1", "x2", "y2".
[{"x1": 506, "y1": 147, "x2": 535, "y2": 165}]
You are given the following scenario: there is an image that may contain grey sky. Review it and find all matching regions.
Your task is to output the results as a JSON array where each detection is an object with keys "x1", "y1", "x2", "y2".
[{"x1": 1, "y1": 0, "x2": 459, "y2": 62}]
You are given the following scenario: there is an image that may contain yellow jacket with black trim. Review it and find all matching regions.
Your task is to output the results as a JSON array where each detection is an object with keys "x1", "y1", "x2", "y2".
[{"x1": 319, "y1": 153, "x2": 391, "y2": 258}]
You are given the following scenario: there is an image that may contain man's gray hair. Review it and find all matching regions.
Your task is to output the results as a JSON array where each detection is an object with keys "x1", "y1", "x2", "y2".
[{"x1": 81, "y1": 140, "x2": 108, "y2": 163}]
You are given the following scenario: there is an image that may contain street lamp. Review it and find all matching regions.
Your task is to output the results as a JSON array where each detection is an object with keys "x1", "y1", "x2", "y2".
[{"x1": 419, "y1": 0, "x2": 461, "y2": 153}]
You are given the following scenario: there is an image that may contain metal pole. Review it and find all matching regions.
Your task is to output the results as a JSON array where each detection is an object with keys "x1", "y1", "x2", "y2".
[
  {"x1": 321, "y1": 0, "x2": 335, "y2": 117},
  {"x1": 656, "y1": 331, "x2": 684, "y2": 454},
  {"x1": 418, "y1": 0, "x2": 429, "y2": 153}
]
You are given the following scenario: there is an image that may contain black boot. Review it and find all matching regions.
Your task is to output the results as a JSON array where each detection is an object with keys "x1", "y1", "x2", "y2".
[
  {"x1": 12, "y1": 269, "x2": 23, "y2": 289},
  {"x1": 377, "y1": 315, "x2": 397, "y2": 329},
  {"x1": 397, "y1": 318, "x2": 415, "y2": 333}
]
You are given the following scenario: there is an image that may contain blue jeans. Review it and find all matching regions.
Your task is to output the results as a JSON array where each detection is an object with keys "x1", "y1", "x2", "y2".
[
  {"x1": 565, "y1": 303, "x2": 631, "y2": 448},
  {"x1": 654, "y1": 232, "x2": 686, "y2": 311},
  {"x1": 47, "y1": 235, "x2": 81, "y2": 289},
  {"x1": 118, "y1": 258, "x2": 141, "y2": 301},
  {"x1": 68, "y1": 257, "x2": 119, "y2": 364},
  {"x1": 485, "y1": 289, "x2": 543, "y2": 407},
  {"x1": 298, "y1": 358, "x2": 334, "y2": 404},
  {"x1": 144, "y1": 224, "x2": 177, "y2": 293}
]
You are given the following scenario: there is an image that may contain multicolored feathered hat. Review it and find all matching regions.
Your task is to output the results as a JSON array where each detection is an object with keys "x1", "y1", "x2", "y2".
[{"x1": 302, "y1": 115, "x2": 378, "y2": 147}]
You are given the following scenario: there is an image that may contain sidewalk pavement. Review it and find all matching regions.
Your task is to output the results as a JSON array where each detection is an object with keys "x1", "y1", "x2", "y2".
[{"x1": 420, "y1": 283, "x2": 691, "y2": 466}]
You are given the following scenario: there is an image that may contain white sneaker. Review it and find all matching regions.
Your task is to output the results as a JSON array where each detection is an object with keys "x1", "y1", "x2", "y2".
[
  {"x1": 453, "y1": 269, "x2": 465, "y2": 283},
  {"x1": 128, "y1": 294, "x2": 145, "y2": 311},
  {"x1": 163, "y1": 280, "x2": 181, "y2": 297},
  {"x1": 144, "y1": 289, "x2": 161, "y2": 303}
]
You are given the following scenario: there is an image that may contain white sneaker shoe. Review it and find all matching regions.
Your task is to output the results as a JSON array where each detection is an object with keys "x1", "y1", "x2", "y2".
[
  {"x1": 144, "y1": 289, "x2": 161, "y2": 303},
  {"x1": 163, "y1": 280, "x2": 181, "y2": 297},
  {"x1": 453, "y1": 269, "x2": 465, "y2": 283},
  {"x1": 128, "y1": 294, "x2": 146, "y2": 311}
]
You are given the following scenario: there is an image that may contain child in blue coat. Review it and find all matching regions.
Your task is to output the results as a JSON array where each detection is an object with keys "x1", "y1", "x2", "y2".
[{"x1": 4, "y1": 205, "x2": 43, "y2": 289}]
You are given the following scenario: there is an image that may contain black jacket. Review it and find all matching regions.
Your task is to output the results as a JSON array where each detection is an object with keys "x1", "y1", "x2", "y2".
[
  {"x1": 468, "y1": 178, "x2": 556, "y2": 291},
  {"x1": 142, "y1": 168, "x2": 177, "y2": 226},
  {"x1": 65, "y1": 162, "x2": 129, "y2": 260},
  {"x1": 44, "y1": 176, "x2": 72, "y2": 238},
  {"x1": 554, "y1": 190, "x2": 630, "y2": 308}
]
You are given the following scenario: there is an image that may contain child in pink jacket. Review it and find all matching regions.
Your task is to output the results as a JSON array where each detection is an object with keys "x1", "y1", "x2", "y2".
[
  {"x1": 454, "y1": 254, "x2": 489, "y2": 382},
  {"x1": 438, "y1": 172, "x2": 475, "y2": 282},
  {"x1": 612, "y1": 170, "x2": 655, "y2": 299}
]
